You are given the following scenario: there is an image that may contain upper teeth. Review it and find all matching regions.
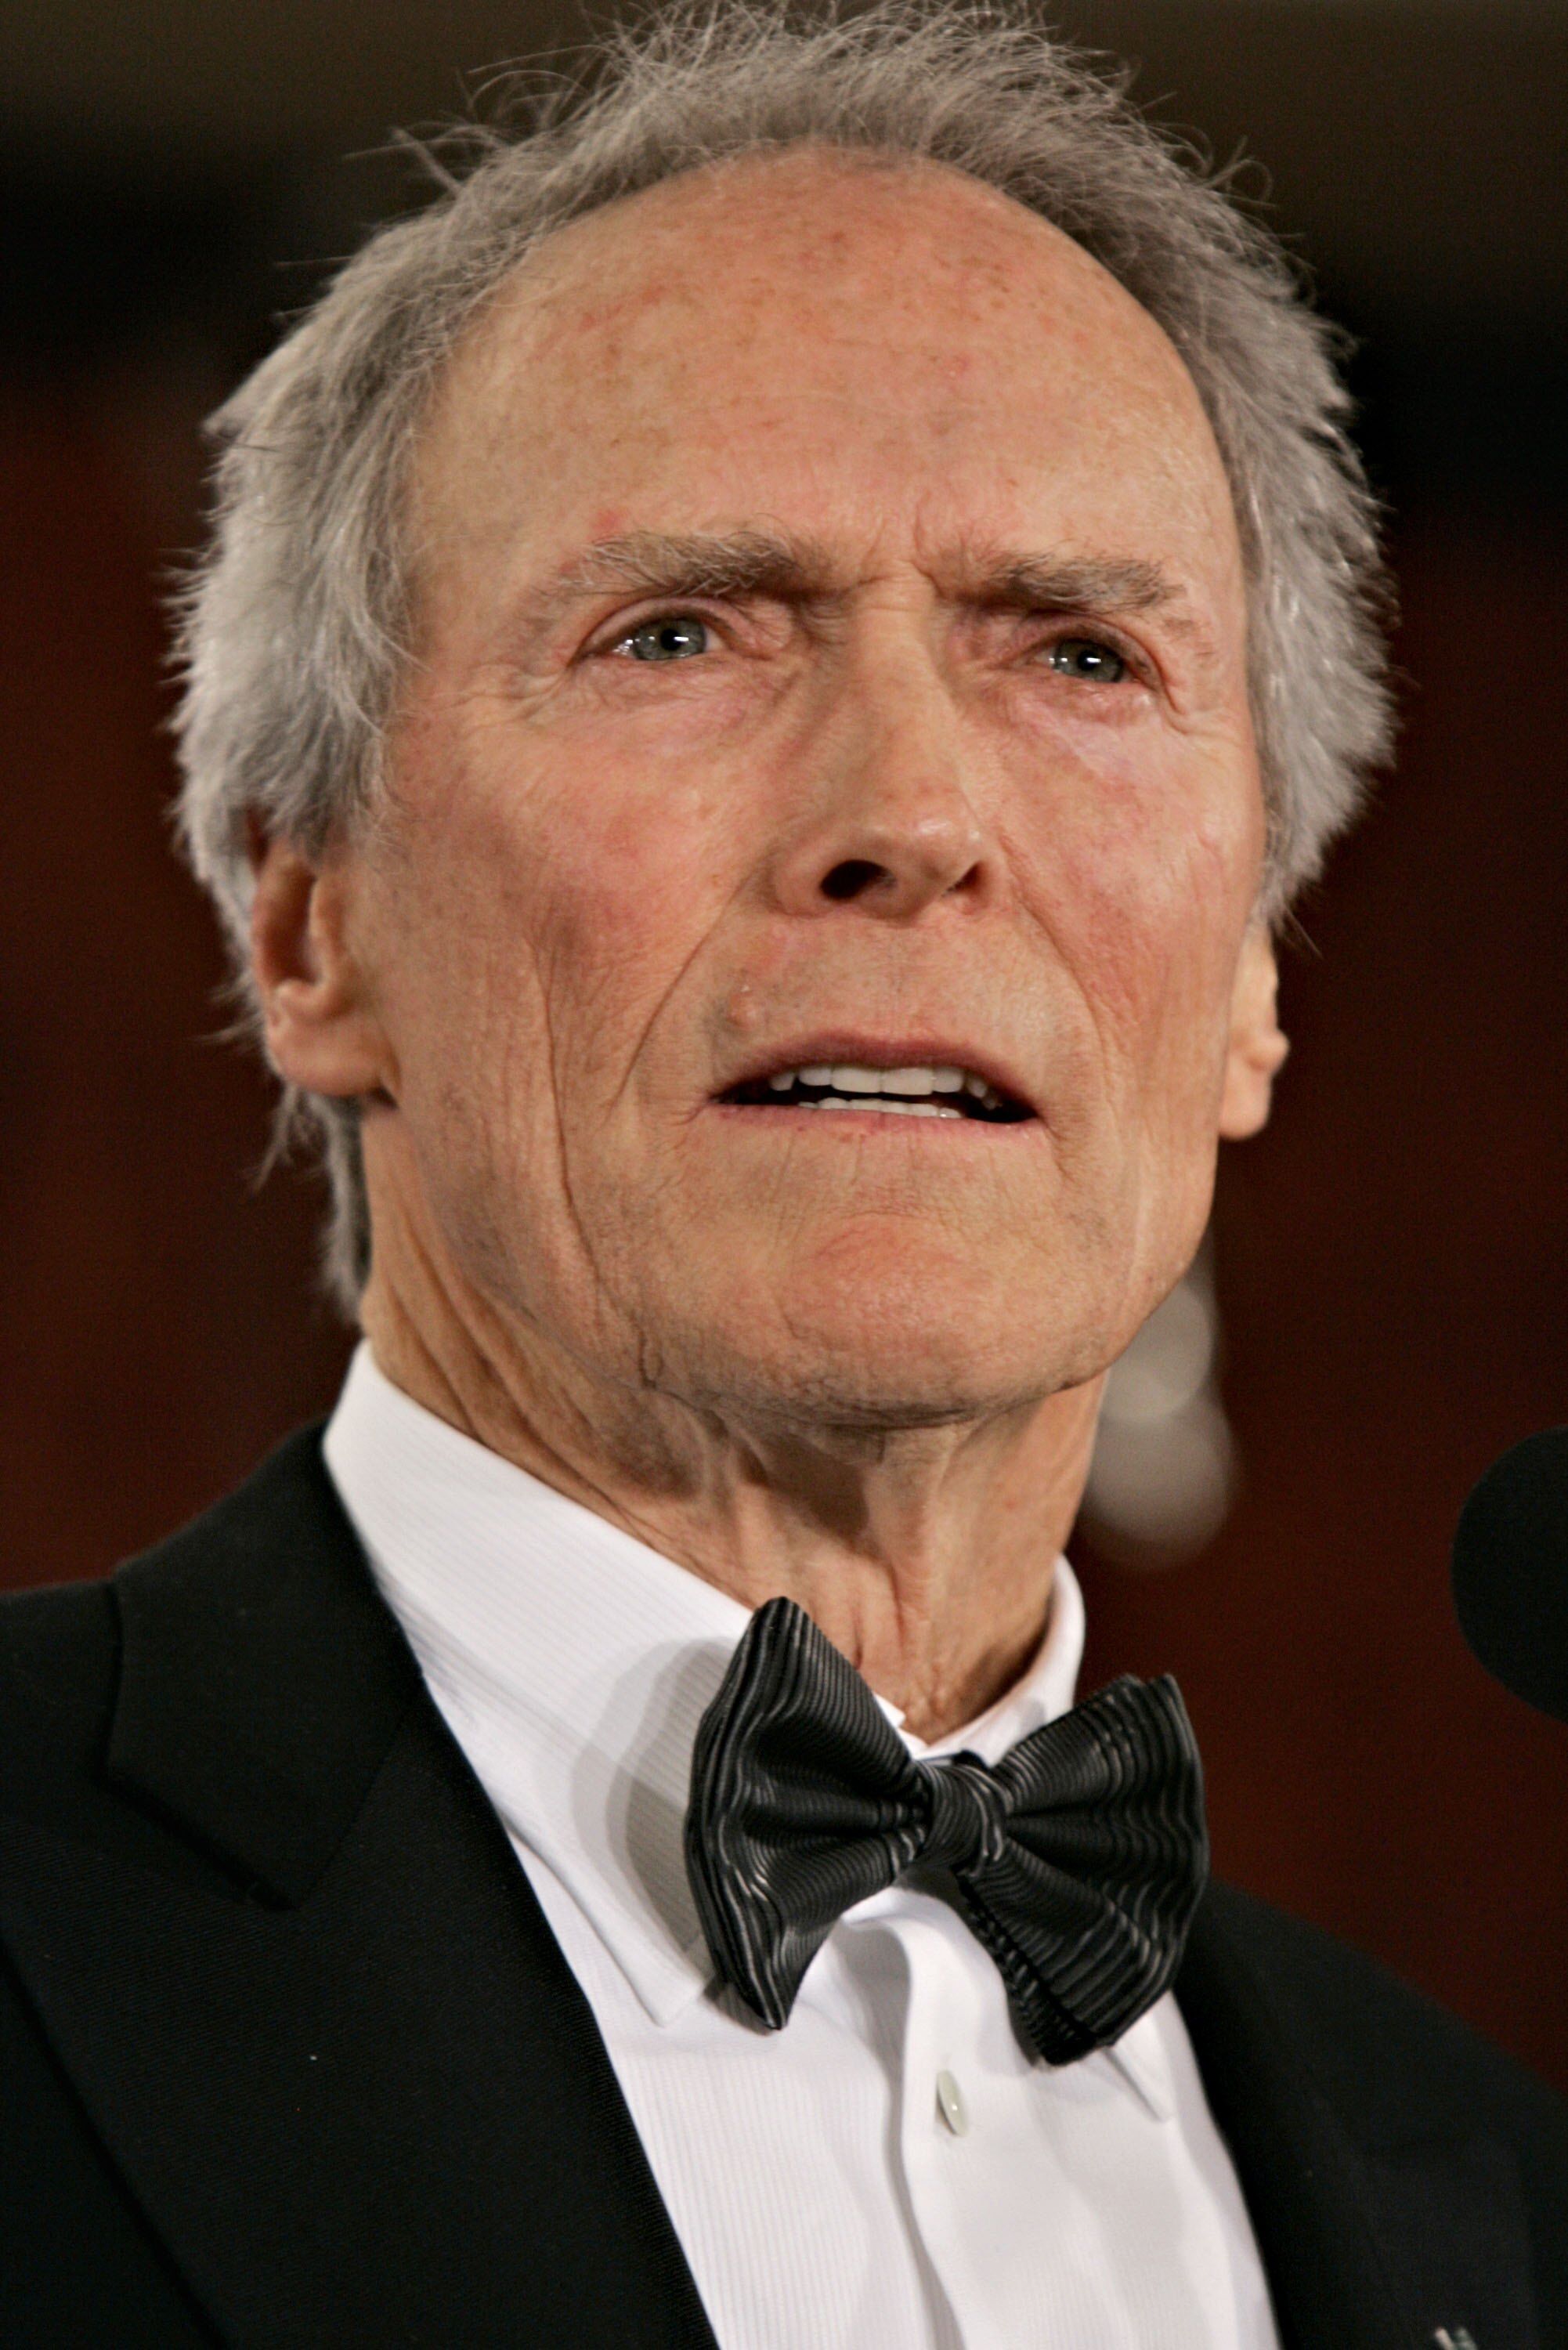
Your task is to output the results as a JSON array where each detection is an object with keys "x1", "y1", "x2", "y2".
[{"x1": 764, "y1": 1062, "x2": 1005, "y2": 1113}]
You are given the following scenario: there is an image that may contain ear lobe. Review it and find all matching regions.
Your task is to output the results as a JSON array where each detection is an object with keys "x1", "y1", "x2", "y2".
[
  {"x1": 249, "y1": 833, "x2": 392, "y2": 1101},
  {"x1": 1218, "y1": 924, "x2": 1288, "y2": 1141}
]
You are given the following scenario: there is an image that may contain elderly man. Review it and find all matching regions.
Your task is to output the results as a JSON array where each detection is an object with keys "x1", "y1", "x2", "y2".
[{"x1": 3, "y1": 8, "x2": 1564, "y2": 2346}]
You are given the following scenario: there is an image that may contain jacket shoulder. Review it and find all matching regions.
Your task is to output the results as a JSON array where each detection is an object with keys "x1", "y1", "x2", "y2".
[
  {"x1": 1184, "y1": 1885, "x2": 1568, "y2": 2342},
  {"x1": 0, "y1": 1426, "x2": 336, "y2": 1862},
  {"x1": 1196, "y1": 1878, "x2": 1568, "y2": 2148},
  {"x1": 0, "y1": 1574, "x2": 119, "y2": 1823}
]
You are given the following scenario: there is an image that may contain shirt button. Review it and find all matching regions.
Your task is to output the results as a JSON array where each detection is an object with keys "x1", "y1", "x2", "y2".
[{"x1": 935, "y1": 2068, "x2": 970, "y2": 2137}]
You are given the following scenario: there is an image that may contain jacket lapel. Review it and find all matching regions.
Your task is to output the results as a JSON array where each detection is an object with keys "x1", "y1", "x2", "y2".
[
  {"x1": 1180, "y1": 1886, "x2": 1538, "y2": 2350},
  {"x1": 0, "y1": 1432, "x2": 718, "y2": 2350}
]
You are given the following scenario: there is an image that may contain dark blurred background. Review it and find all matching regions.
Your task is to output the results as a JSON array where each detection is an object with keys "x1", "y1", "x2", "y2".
[{"x1": 3, "y1": 0, "x2": 1566, "y2": 2088}]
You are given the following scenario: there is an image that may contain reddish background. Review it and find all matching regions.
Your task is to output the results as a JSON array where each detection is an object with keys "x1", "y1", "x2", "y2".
[{"x1": 3, "y1": 374, "x2": 1565, "y2": 2091}]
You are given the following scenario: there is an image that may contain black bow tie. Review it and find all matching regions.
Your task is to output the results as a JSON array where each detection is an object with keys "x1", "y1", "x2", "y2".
[{"x1": 685, "y1": 1596, "x2": 1209, "y2": 2063}]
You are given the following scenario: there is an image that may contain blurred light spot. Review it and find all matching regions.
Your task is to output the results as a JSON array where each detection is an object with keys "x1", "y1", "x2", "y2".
[{"x1": 1080, "y1": 1238, "x2": 1237, "y2": 1567}]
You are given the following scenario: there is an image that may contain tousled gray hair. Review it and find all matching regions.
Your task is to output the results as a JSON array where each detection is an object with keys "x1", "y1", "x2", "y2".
[{"x1": 173, "y1": 0, "x2": 1393, "y2": 1308}]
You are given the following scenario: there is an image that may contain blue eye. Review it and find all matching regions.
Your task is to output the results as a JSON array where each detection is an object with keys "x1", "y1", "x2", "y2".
[
  {"x1": 621, "y1": 616, "x2": 710, "y2": 662},
  {"x1": 1048, "y1": 636, "x2": 1128, "y2": 682}
]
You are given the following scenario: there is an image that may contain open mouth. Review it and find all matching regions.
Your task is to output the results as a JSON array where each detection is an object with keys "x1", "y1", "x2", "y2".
[{"x1": 720, "y1": 1061, "x2": 1034, "y2": 1124}]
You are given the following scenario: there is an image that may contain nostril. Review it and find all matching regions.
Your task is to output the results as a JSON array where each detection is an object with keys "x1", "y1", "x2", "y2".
[{"x1": 821, "y1": 859, "x2": 891, "y2": 902}]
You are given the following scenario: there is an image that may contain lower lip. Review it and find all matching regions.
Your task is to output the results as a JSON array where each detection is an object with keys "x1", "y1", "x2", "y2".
[{"x1": 708, "y1": 1101, "x2": 1038, "y2": 1134}]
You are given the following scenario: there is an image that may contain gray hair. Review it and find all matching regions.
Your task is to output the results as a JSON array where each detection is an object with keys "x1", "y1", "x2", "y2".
[{"x1": 173, "y1": 0, "x2": 1393, "y2": 1307}]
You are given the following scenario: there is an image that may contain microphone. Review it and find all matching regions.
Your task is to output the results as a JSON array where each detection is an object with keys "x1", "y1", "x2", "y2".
[{"x1": 1451, "y1": 1428, "x2": 1568, "y2": 1723}]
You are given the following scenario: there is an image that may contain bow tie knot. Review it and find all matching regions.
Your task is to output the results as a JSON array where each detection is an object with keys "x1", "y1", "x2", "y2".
[
  {"x1": 916, "y1": 1755, "x2": 1013, "y2": 1873},
  {"x1": 685, "y1": 1594, "x2": 1209, "y2": 2063}
]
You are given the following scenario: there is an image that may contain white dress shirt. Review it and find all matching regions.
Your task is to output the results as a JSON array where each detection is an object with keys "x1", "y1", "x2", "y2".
[{"x1": 324, "y1": 1344, "x2": 1280, "y2": 2350}]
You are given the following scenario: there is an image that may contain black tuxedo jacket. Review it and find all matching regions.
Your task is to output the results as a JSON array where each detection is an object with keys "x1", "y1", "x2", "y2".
[{"x1": 3, "y1": 1430, "x2": 1565, "y2": 2349}]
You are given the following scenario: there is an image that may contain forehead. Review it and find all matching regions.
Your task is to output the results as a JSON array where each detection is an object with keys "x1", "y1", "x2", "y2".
[{"x1": 414, "y1": 146, "x2": 1238, "y2": 585}]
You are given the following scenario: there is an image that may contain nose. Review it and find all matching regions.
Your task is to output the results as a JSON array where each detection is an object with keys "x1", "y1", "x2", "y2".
[{"x1": 766, "y1": 661, "x2": 1001, "y2": 921}]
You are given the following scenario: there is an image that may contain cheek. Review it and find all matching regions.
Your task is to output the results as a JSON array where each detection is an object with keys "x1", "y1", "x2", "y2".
[
  {"x1": 393, "y1": 734, "x2": 746, "y2": 1101},
  {"x1": 530, "y1": 776, "x2": 740, "y2": 1047},
  {"x1": 1015, "y1": 731, "x2": 1260, "y2": 1093}
]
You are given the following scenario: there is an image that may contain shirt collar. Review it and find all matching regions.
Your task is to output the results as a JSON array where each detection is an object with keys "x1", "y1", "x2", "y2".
[{"x1": 323, "y1": 1343, "x2": 1152, "y2": 2102}]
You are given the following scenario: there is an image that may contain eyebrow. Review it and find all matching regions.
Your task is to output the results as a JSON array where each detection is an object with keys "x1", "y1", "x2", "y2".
[
  {"x1": 959, "y1": 551, "x2": 1183, "y2": 618},
  {"x1": 513, "y1": 530, "x2": 828, "y2": 638},
  {"x1": 515, "y1": 527, "x2": 1200, "y2": 641}
]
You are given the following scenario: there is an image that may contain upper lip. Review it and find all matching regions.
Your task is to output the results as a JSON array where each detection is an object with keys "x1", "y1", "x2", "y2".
[{"x1": 714, "y1": 1034, "x2": 1039, "y2": 1115}]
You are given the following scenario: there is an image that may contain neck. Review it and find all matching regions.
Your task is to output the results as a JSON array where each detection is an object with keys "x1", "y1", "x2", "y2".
[{"x1": 359, "y1": 1230, "x2": 1103, "y2": 1744}]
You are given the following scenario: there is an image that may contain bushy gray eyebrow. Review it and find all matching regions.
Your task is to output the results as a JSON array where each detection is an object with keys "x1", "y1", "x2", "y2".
[
  {"x1": 964, "y1": 553, "x2": 1178, "y2": 616},
  {"x1": 559, "y1": 529, "x2": 830, "y2": 602}
]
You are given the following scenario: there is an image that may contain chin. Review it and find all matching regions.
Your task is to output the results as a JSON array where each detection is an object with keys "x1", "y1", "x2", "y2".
[{"x1": 663, "y1": 1234, "x2": 1111, "y2": 1431}]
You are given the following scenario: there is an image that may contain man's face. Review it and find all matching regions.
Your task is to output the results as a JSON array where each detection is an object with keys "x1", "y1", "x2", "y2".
[{"x1": 347, "y1": 150, "x2": 1266, "y2": 1429}]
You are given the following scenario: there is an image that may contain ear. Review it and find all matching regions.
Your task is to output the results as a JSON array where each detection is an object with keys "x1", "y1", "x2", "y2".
[
  {"x1": 1218, "y1": 923, "x2": 1288, "y2": 1141},
  {"x1": 248, "y1": 827, "x2": 395, "y2": 1101}
]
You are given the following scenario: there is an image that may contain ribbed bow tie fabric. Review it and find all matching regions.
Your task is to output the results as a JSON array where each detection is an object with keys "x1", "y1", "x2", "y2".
[{"x1": 685, "y1": 1596, "x2": 1209, "y2": 2063}]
